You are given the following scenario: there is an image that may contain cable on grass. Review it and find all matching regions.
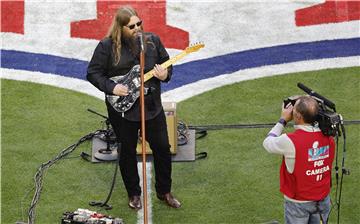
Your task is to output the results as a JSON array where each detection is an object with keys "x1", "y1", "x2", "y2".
[{"x1": 22, "y1": 130, "x2": 105, "y2": 224}]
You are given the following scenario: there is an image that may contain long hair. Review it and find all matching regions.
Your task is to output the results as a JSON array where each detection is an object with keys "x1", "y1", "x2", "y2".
[{"x1": 107, "y1": 6, "x2": 138, "y2": 65}]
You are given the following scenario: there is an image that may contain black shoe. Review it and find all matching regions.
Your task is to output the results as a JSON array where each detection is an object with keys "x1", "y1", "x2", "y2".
[
  {"x1": 128, "y1": 195, "x2": 142, "y2": 210},
  {"x1": 157, "y1": 192, "x2": 181, "y2": 208}
]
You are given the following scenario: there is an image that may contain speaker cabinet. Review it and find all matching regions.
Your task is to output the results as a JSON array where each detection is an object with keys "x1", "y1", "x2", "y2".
[{"x1": 136, "y1": 102, "x2": 177, "y2": 154}]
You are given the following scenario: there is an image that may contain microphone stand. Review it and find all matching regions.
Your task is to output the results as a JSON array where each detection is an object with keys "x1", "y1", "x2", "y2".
[
  {"x1": 87, "y1": 109, "x2": 117, "y2": 161},
  {"x1": 139, "y1": 36, "x2": 148, "y2": 224}
]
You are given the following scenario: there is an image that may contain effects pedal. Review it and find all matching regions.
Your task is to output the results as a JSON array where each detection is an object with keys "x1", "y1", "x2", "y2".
[{"x1": 61, "y1": 208, "x2": 124, "y2": 224}]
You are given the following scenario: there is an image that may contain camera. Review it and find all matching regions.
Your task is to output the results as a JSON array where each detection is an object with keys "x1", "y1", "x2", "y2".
[
  {"x1": 283, "y1": 83, "x2": 342, "y2": 137},
  {"x1": 283, "y1": 95, "x2": 300, "y2": 108},
  {"x1": 315, "y1": 101, "x2": 341, "y2": 137}
]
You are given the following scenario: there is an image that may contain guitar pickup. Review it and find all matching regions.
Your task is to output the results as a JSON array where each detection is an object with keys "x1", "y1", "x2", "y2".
[{"x1": 132, "y1": 78, "x2": 141, "y2": 88}]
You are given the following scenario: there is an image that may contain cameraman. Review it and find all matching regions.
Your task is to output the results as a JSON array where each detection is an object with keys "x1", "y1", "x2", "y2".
[{"x1": 263, "y1": 96, "x2": 335, "y2": 224}]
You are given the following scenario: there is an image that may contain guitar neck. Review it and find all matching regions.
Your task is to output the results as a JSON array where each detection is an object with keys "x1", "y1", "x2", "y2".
[{"x1": 144, "y1": 50, "x2": 188, "y2": 82}]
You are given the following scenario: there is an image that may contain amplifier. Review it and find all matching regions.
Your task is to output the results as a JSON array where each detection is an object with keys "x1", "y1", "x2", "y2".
[{"x1": 136, "y1": 102, "x2": 177, "y2": 154}]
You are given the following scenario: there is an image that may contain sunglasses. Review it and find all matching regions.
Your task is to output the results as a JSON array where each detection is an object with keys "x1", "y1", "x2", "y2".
[{"x1": 126, "y1": 20, "x2": 142, "y2": 30}]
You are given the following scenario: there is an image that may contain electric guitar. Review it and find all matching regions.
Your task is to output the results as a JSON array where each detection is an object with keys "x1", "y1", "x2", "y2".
[{"x1": 106, "y1": 43, "x2": 205, "y2": 113}]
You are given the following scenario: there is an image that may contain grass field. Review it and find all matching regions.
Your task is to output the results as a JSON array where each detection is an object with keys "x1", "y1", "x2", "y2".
[{"x1": 1, "y1": 66, "x2": 360, "y2": 223}]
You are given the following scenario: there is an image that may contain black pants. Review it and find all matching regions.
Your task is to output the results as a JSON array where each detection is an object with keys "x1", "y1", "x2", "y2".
[{"x1": 108, "y1": 109, "x2": 172, "y2": 197}]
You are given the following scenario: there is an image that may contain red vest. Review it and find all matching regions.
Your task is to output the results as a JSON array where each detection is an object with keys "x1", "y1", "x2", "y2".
[{"x1": 280, "y1": 129, "x2": 335, "y2": 201}]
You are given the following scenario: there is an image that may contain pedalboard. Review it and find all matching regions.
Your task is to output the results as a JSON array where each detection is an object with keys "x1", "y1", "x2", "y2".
[{"x1": 61, "y1": 208, "x2": 124, "y2": 224}]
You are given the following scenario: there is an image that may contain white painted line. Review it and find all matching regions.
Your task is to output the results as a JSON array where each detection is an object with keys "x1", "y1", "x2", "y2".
[
  {"x1": 137, "y1": 162, "x2": 153, "y2": 224},
  {"x1": 161, "y1": 56, "x2": 360, "y2": 103},
  {"x1": 0, "y1": 68, "x2": 104, "y2": 100}
]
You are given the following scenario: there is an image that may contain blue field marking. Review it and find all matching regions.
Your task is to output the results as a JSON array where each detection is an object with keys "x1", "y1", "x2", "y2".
[
  {"x1": 163, "y1": 37, "x2": 360, "y2": 91},
  {"x1": 1, "y1": 50, "x2": 88, "y2": 80},
  {"x1": 1, "y1": 37, "x2": 359, "y2": 92}
]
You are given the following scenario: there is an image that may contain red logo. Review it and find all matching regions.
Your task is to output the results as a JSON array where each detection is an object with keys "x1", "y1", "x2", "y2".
[
  {"x1": 1, "y1": 0, "x2": 24, "y2": 34},
  {"x1": 296, "y1": 0, "x2": 360, "y2": 26},
  {"x1": 71, "y1": 1, "x2": 189, "y2": 49},
  {"x1": 1, "y1": 0, "x2": 189, "y2": 50}
]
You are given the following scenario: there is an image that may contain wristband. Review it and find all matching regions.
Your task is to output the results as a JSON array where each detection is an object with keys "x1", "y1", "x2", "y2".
[{"x1": 278, "y1": 118, "x2": 287, "y2": 127}]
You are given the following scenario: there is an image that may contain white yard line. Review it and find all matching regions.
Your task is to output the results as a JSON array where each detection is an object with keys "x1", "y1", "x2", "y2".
[
  {"x1": 162, "y1": 56, "x2": 360, "y2": 103},
  {"x1": 0, "y1": 68, "x2": 105, "y2": 100},
  {"x1": 137, "y1": 162, "x2": 153, "y2": 224}
]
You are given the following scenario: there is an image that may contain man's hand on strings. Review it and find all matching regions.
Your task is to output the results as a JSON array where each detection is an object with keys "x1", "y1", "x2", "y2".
[
  {"x1": 153, "y1": 64, "x2": 168, "y2": 81},
  {"x1": 113, "y1": 84, "x2": 129, "y2": 96}
]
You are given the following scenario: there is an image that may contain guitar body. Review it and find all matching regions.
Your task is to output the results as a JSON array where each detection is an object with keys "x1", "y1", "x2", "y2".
[
  {"x1": 106, "y1": 65, "x2": 141, "y2": 113},
  {"x1": 106, "y1": 43, "x2": 204, "y2": 113}
]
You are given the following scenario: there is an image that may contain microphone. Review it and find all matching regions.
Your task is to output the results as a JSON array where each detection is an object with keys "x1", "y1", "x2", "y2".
[
  {"x1": 137, "y1": 32, "x2": 144, "y2": 51},
  {"x1": 297, "y1": 82, "x2": 336, "y2": 110}
]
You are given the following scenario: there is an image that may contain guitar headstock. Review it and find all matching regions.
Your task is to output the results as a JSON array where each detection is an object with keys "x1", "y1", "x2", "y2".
[{"x1": 185, "y1": 42, "x2": 205, "y2": 53}]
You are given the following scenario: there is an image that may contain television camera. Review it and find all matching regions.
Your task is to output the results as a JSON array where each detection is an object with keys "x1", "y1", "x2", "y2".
[{"x1": 283, "y1": 83, "x2": 342, "y2": 137}]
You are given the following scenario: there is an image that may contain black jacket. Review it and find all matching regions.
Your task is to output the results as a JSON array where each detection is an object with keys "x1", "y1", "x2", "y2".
[{"x1": 87, "y1": 33, "x2": 172, "y2": 121}]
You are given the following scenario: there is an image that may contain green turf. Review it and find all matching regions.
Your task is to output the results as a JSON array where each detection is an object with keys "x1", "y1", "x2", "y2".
[{"x1": 1, "y1": 66, "x2": 359, "y2": 223}]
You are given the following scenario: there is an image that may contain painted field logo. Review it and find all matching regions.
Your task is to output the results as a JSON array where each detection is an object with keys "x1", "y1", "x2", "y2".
[{"x1": 308, "y1": 141, "x2": 330, "y2": 162}]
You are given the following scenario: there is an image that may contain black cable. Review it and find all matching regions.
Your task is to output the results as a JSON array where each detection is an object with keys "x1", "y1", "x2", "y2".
[
  {"x1": 80, "y1": 152, "x2": 92, "y2": 162},
  {"x1": 188, "y1": 120, "x2": 360, "y2": 131},
  {"x1": 24, "y1": 130, "x2": 101, "y2": 224},
  {"x1": 336, "y1": 121, "x2": 349, "y2": 224},
  {"x1": 343, "y1": 120, "x2": 360, "y2": 125},
  {"x1": 19, "y1": 185, "x2": 35, "y2": 224},
  {"x1": 177, "y1": 133, "x2": 189, "y2": 146},
  {"x1": 327, "y1": 116, "x2": 349, "y2": 224},
  {"x1": 188, "y1": 123, "x2": 277, "y2": 130},
  {"x1": 195, "y1": 129, "x2": 207, "y2": 139},
  {"x1": 195, "y1": 152, "x2": 208, "y2": 160},
  {"x1": 177, "y1": 120, "x2": 189, "y2": 145},
  {"x1": 334, "y1": 133, "x2": 340, "y2": 204},
  {"x1": 89, "y1": 144, "x2": 121, "y2": 210}
]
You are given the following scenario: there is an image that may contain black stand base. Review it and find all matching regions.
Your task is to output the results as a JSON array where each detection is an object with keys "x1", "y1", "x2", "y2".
[
  {"x1": 94, "y1": 148, "x2": 118, "y2": 161},
  {"x1": 92, "y1": 130, "x2": 196, "y2": 163}
]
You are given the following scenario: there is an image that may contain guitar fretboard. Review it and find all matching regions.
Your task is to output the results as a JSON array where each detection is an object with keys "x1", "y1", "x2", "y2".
[{"x1": 144, "y1": 50, "x2": 188, "y2": 82}]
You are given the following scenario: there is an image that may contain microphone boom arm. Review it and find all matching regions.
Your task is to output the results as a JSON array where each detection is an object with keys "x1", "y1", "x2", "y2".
[{"x1": 297, "y1": 83, "x2": 336, "y2": 111}]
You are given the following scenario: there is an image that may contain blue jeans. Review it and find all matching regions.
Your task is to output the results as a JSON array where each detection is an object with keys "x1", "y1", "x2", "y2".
[{"x1": 284, "y1": 195, "x2": 331, "y2": 224}]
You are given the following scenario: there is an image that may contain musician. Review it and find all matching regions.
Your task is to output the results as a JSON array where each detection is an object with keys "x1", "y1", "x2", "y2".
[
  {"x1": 87, "y1": 6, "x2": 181, "y2": 210},
  {"x1": 263, "y1": 96, "x2": 335, "y2": 223}
]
